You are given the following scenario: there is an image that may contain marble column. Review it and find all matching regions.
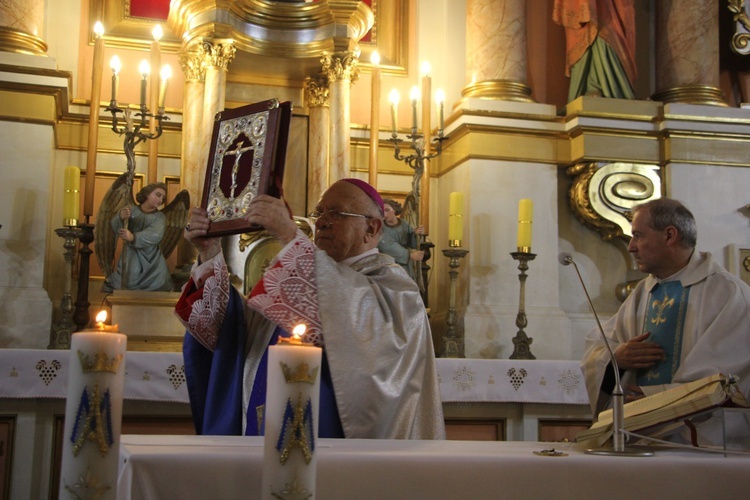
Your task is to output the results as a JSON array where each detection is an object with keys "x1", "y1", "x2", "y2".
[
  {"x1": 304, "y1": 77, "x2": 330, "y2": 212},
  {"x1": 0, "y1": 0, "x2": 47, "y2": 55},
  {"x1": 462, "y1": 0, "x2": 532, "y2": 102},
  {"x1": 653, "y1": 0, "x2": 725, "y2": 106},
  {"x1": 176, "y1": 42, "x2": 208, "y2": 267},
  {"x1": 321, "y1": 50, "x2": 360, "y2": 182}
]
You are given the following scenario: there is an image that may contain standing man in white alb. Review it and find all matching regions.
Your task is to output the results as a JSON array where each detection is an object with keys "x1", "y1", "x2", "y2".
[{"x1": 581, "y1": 198, "x2": 750, "y2": 445}]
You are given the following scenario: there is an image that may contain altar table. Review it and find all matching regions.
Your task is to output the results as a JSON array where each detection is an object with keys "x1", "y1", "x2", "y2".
[{"x1": 118, "y1": 435, "x2": 749, "y2": 500}]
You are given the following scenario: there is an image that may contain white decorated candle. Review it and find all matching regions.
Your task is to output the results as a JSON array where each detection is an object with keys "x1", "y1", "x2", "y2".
[
  {"x1": 262, "y1": 324, "x2": 322, "y2": 500},
  {"x1": 59, "y1": 310, "x2": 126, "y2": 499}
]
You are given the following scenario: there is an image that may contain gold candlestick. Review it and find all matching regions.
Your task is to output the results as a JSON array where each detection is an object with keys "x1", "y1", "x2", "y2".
[
  {"x1": 509, "y1": 251, "x2": 536, "y2": 360},
  {"x1": 441, "y1": 247, "x2": 469, "y2": 358},
  {"x1": 49, "y1": 227, "x2": 84, "y2": 349}
]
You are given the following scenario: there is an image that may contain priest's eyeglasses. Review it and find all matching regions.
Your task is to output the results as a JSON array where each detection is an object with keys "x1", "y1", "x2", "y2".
[{"x1": 308, "y1": 209, "x2": 372, "y2": 223}]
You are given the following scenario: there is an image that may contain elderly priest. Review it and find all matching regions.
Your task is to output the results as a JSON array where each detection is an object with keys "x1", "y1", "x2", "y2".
[{"x1": 175, "y1": 179, "x2": 445, "y2": 440}]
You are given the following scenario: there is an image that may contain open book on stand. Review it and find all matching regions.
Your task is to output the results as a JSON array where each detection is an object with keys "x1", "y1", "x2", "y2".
[{"x1": 576, "y1": 373, "x2": 749, "y2": 449}]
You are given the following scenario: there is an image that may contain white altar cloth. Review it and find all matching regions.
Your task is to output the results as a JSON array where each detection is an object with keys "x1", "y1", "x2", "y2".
[
  {"x1": 436, "y1": 358, "x2": 588, "y2": 404},
  {"x1": 0, "y1": 348, "x2": 189, "y2": 402},
  {"x1": 0, "y1": 349, "x2": 588, "y2": 406},
  {"x1": 118, "y1": 434, "x2": 748, "y2": 500}
]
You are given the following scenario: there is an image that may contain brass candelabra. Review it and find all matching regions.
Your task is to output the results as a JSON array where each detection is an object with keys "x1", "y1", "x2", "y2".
[
  {"x1": 509, "y1": 251, "x2": 536, "y2": 360},
  {"x1": 387, "y1": 127, "x2": 446, "y2": 308}
]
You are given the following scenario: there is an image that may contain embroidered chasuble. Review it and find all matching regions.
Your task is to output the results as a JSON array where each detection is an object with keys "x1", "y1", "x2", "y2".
[
  {"x1": 178, "y1": 230, "x2": 446, "y2": 440},
  {"x1": 637, "y1": 281, "x2": 690, "y2": 386}
]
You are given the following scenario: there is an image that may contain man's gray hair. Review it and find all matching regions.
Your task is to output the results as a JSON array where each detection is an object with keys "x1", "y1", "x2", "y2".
[{"x1": 633, "y1": 198, "x2": 697, "y2": 248}]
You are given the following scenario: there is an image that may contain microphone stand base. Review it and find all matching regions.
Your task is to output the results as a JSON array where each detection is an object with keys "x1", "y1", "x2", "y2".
[{"x1": 585, "y1": 447, "x2": 655, "y2": 457}]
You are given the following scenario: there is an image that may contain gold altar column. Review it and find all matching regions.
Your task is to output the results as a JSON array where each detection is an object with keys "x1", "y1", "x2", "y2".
[
  {"x1": 176, "y1": 42, "x2": 208, "y2": 267},
  {"x1": 462, "y1": 0, "x2": 532, "y2": 102},
  {"x1": 322, "y1": 50, "x2": 360, "y2": 183},
  {"x1": 653, "y1": 0, "x2": 725, "y2": 106},
  {"x1": 200, "y1": 39, "x2": 236, "y2": 174},
  {"x1": 304, "y1": 77, "x2": 330, "y2": 213},
  {"x1": 0, "y1": 0, "x2": 47, "y2": 55}
]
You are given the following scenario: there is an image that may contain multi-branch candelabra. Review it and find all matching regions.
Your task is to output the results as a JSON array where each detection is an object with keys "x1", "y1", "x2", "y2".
[
  {"x1": 509, "y1": 251, "x2": 536, "y2": 360},
  {"x1": 106, "y1": 73, "x2": 168, "y2": 175},
  {"x1": 104, "y1": 60, "x2": 168, "y2": 288},
  {"x1": 386, "y1": 89, "x2": 447, "y2": 308}
]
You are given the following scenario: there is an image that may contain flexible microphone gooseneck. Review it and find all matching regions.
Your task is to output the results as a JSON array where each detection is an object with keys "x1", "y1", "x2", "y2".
[{"x1": 559, "y1": 252, "x2": 653, "y2": 456}]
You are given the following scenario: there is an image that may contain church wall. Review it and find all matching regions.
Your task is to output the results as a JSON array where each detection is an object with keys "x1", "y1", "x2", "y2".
[
  {"x1": 0, "y1": 121, "x2": 55, "y2": 348},
  {"x1": 666, "y1": 162, "x2": 750, "y2": 269}
]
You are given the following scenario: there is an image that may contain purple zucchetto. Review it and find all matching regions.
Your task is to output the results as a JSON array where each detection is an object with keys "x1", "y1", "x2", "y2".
[{"x1": 340, "y1": 178, "x2": 384, "y2": 215}]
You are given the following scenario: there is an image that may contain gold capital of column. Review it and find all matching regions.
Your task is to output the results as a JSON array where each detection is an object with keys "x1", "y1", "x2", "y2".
[
  {"x1": 178, "y1": 43, "x2": 209, "y2": 82},
  {"x1": 304, "y1": 77, "x2": 330, "y2": 108},
  {"x1": 321, "y1": 49, "x2": 360, "y2": 84},
  {"x1": 202, "y1": 39, "x2": 237, "y2": 70}
]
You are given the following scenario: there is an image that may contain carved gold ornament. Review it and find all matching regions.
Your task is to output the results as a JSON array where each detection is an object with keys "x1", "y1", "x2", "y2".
[{"x1": 566, "y1": 162, "x2": 661, "y2": 241}]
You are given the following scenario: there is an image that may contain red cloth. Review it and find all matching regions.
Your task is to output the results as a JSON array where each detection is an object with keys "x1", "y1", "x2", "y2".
[
  {"x1": 553, "y1": 0, "x2": 636, "y2": 84},
  {"x1": 175, "y1": 278, "x2": 201, "y2": 322}
]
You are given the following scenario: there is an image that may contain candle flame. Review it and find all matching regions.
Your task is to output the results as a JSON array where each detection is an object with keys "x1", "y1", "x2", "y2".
[
  {"x1": 110, "y1": 55, "x2": 121, "y2": 75},
  {"x1": 152, "y1": 24, "x2": 163, "y2": 42},
  {"x1": 420, "y1": 61, "x2": 431, "y2": 77},
  {"x1": 160, "y1": 64, "x2": 172, "y2": 81},
  {"x1": 95, "y1": 310, "x2": 107, "y2": 324},
  {"x1": 389, "y1": 88, "x2": 400, "y2": 105},
  {"x1": 94, "y1": 21, "x2": 104, "y2": 38},
  {"x1": 370, "y1": 50, "x2": 380, "y2": 67},
  {"x1": 292, "y1": 324, "x2": 306, "y2": 337},
  {"x1": 435, "y1": 88, "x2": 445, "y2": 104},
  {"x1": 139, "y1": 60, "x2": 150, "y2": 77},
  {"x1": 409, "y1": 85, "x2": 420, "y2": 102}
]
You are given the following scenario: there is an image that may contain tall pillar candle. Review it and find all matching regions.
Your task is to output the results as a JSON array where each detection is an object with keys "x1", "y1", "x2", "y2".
[
  {"x1": 409, "y1": 85, "x2": 419, "y2": 133},
  {"x1": 420, "y1": 62, "x2": 431, "y2": 234},
  {"x1": 59, "y1": 312, "x2": 126, "y2": 499},
  {"x1": 262, "y1": 326, "x2": 321, "y2": 500},
  {"x1": 84, "y1": 21, "x2": 105, "y2": 218},
  {"x1": 369, "y1": 51, "x2": 381, "y2": 187},
  {"x1": 148, "y1": 25, "x2": 162, "y2": 186},
  {"x1": 63, "y1": 166, "x2": 81, "y2": 227},
  {"x1": 449, "y1": 191, "x2": 464, "y2": 247},
  {"x1": 517, "y1": 198, "x2": 533, "y2": 252},
  {"x1": 389, "y1": 89, "x2": 399, "y2": 136}
]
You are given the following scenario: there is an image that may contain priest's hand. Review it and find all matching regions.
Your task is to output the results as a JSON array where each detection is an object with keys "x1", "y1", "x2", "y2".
[
  {"x1": 184, "y1": 207, "x2": 221, "y2": 263},
  {"x1": 614, "y1": 332, "x2": 666, "y2": 369},
  {"x1": 245, "y1": 195, "x2": 297, "y2": 246}
]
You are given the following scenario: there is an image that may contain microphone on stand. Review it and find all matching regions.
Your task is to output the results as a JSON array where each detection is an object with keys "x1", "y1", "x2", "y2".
[{"x1": 559, "y1": 252, "x2": 653, "y2": 457}]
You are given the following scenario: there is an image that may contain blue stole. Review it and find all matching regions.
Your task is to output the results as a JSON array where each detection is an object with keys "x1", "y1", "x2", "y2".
[
  {"x1": 184, "y1": 286, "x2": 344, "y2": 437},
  {"x1": 637, "y1": 280, "x2": 690, "y2": 386}
]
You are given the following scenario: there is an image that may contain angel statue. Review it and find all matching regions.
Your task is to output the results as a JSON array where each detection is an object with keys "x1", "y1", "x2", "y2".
[{"x1": 96, "y1": 172, "x2": 189, "y2": 292}]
